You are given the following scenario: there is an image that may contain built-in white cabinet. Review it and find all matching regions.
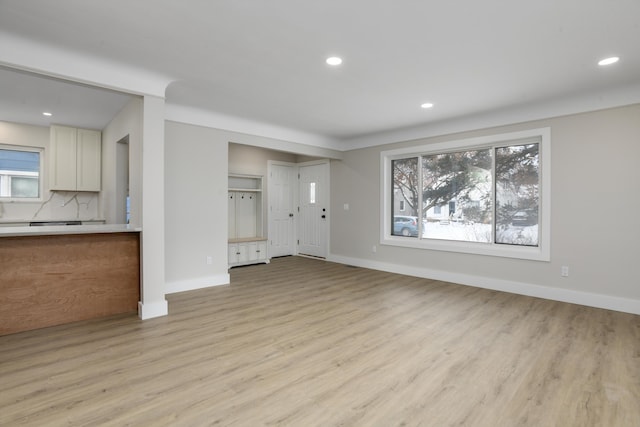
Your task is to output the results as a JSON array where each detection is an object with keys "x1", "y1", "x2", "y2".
[
  {"x1": 228, "y1": 239, "x2": 268, "y2": 267},
  {"x1": 49, "y1": 125, "x2": 101, "y2": 191},
  {"x1": 228, "y1": 174, "x2": 269, "y2": 267}
]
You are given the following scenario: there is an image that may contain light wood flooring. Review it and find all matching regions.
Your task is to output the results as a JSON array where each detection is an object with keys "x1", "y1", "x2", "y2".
[{"x1": 1, "y1": 256, "x2": 639, "y2": 426}]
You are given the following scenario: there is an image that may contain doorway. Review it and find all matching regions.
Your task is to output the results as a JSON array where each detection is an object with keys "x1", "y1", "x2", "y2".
[
  {"x1": 267, "y1": 159, "x2": 330, "y2": 259},
  {"x1": 116, "y1": 136, "x2": 130, "y2": 224}
]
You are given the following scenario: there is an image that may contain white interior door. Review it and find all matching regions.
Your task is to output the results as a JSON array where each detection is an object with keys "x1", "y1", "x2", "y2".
[
  {"x1": 268, "y1": 162, "x2": 296, "y2": 257},
  {"x1": 298, "y1": 161, "x2": 329, "y2": 258}
]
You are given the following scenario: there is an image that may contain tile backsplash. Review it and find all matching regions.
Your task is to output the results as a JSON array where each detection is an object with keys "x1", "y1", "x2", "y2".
[{"x1": 0, "y1": 191, "x2": 100, "y2": 222}]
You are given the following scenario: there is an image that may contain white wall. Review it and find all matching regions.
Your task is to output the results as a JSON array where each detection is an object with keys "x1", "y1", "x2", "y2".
[
  {"x1": 229, "y1": 143, "x2": 298, "y2": 233},
  {"x1": 330, "y1": 104, "x2": 640, "y2": 314},
  {"x1": 165, "y1": 121, "x2": 230, "y2": 293},
  {"x1": 0, "y1": 120, "x2": 100, "y2": 221},
  {"x1": 228, "y1": 143, "x2": 297, "y2": 176},
  {"x1": 164, "y1": 123, "x2": 343, "y2": 294},
  {"x1": 101, "y1": 97, "x2": 143, "y2": 225}
]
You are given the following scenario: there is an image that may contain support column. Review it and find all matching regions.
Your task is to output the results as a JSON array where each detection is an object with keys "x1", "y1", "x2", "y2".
[{"x1": 138, "y1": 95, "x2": 168, "y2": 319}]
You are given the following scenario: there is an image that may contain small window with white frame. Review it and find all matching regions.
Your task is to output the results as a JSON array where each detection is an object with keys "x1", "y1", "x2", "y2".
[
  {"x1": 382, "y1": 128, "x2": 550, "y2": 261},
  {"x1": 0, "y1": 145, "x2": 43, "y2": 200}
]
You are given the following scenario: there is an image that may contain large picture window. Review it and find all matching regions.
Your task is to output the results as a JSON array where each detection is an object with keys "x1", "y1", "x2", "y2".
[
  {"x1": 383, "y1": 128, "x2": 549, "y2": 261},
  {"x1": 0, "y1": 146, "x2": 42, "y2": 200}
]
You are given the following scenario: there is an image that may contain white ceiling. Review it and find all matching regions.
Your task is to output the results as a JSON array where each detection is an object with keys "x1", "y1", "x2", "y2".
[
  {"x1": 0, "y1": 1, "x2": 639, "y2": 147},
  {"x1": 0, "y1": 67, "x2": 133, "y2": 130}
]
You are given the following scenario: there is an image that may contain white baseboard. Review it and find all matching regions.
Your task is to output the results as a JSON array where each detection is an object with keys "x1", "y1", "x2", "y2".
[
  {"x1": 138, "y1": 299, "x2": 169, "y2": 320},
  {"x1": 165, "y1": 273, "x2": 230, "y2": 295},
  {"x1": 327, "y1": 254, "x2": 640, "y2": 315}
]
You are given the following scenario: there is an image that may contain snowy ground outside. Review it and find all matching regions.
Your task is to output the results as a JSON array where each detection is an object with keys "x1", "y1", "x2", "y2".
[{"x1": 422, "y1": 221, "x2": 538, "y2": 246}]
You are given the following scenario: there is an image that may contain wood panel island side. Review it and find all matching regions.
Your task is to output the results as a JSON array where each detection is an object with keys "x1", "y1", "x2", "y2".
[{"x1": 0, "y1": 225, "x2": 141, "y2": 336}]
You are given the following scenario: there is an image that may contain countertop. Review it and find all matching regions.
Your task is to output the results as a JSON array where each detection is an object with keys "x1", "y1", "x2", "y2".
[
  {"x1": 229, "y1": 237, "x2": 268, "y2": 243},
  {"x1": 0, "y1": 218, "x2": 106, "y2": 224},
  {"x1": 0, "y1": 224, "x2": 142, "y2": 237}
]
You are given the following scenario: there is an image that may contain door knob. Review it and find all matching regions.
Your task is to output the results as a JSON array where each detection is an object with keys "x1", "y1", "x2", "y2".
[{"x1": 289, "y1": 213, "x2": 294, "y2": 217}]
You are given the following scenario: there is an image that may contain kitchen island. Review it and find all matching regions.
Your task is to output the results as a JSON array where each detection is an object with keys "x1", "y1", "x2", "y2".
[{"x1": 0, "y1": 224, "x2": 141, "y2": 335}]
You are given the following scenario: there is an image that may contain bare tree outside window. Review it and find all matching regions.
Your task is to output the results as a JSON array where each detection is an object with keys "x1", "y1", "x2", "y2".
[{"x1": 392, "y1": 158, "x2": 419, "y2": 237}]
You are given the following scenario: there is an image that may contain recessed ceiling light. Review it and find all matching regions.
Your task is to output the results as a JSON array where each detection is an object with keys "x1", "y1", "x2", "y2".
[
  {"x1": 598, "y1": 56, "x2": 620, "y2": 66},
  {"x1": 421, "y1": 103, "x2": 434, "y2": 109},
  {"x1": 326, "y1": 56, "x2": 343, "y2": 66},
  {"x1": 42, "y1": 112, "x2": 52, "y2": 117}
]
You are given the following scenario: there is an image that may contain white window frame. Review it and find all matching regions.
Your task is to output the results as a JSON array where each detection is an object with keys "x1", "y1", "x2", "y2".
[
  {"x1": 380, "y1": 128, "x2": 550, "y2": 261},
  {"x1": 0, "y1": 144, "x2": 44, "y2": 202}
]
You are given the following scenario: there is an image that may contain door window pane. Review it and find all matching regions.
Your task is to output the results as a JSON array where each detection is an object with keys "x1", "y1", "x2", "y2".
[{"x1": 309, "y1": 182, "x2": 316, "y2": 204}]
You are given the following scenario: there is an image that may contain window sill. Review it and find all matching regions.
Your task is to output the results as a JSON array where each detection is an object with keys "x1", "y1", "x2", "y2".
[{"x1": 381, "y1": 235, "x2": 550, "y2": 261}]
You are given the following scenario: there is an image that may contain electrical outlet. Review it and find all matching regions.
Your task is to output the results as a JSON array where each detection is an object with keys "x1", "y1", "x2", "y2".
[
  {"x1": 561, "y1": 266, "x2": 569, "y2": 277},
  {"x1": 206, "y1": 256, "x2": 213, "y2": 265},
  {"x1": 371, "y1": 245, "x2": 377, "y2": 253}
]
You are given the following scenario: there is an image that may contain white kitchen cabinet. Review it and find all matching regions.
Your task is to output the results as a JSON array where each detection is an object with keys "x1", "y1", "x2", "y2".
[
  {"x1": 49, "y1": 125, "x2": 101, "y2": 191},
  {"x1": 228, "y1": 174, "x2": 268, "y2": 267}
]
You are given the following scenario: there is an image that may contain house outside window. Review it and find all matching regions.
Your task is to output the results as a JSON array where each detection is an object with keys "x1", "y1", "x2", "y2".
[
  {"x1": 0, "y1": 146, "x2": 42, "y2": 200},
  {"x1": 381, "y1": 128, "x2": 550, "y2": 261}
]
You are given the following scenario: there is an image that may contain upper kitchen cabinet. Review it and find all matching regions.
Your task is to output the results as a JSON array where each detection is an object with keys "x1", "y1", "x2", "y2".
[{"x1": 49, "y1": 125, "x2": 102, "y2": 191}]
